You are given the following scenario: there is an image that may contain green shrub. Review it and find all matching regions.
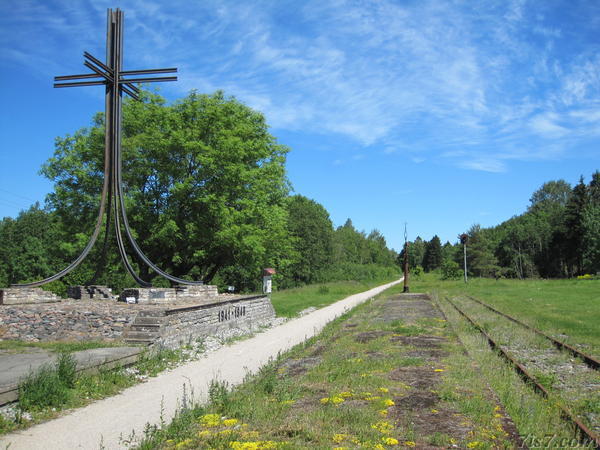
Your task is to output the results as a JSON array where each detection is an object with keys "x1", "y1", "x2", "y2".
[
  {"x1": 440, "y1": 260, "x2": 463, "y2": 280},
  {"x1": 317, "y1": 285, "x2": 330, "y2": 294},
  {"x1": 56, "y1": 352, "x2": 77, "y2": 388}
]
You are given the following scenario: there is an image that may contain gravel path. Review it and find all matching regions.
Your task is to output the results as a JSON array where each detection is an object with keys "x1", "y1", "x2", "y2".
[{"x1": 0, "y1": 279, "x2": 401, "y2": 450}]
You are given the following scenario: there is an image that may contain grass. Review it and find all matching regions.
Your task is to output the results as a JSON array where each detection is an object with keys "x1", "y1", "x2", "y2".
[
  {"x1": 0, "y1": 346, "x2": 193, "y2": 436},
  {"x1": 270, "y1": 278, "x2": 398, "y2": 317},
  {"x1": 409, "y1": 273, "x2": 600, "y2": 357},
  {"x1": 0, "y1": 339, "x2": 130, "y2": 354},
  {"x1": 137, "y1": 285, "x2": 532, "y2": 449}
]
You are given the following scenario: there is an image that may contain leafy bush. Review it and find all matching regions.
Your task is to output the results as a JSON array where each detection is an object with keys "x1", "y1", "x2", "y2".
[
  {"x1": 56, "y1": 352, "x2": 77, "y2": 388},
  {"x1": 412, "y1": 265, "x2": 424, "y2": 279},
  {"x1": 440, "y1": 260, "x2": 463, "y2": 280}
]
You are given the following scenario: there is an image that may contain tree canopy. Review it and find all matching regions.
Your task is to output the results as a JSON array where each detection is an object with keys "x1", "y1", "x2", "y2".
[{"x1": 1, "y1": 90, "x2": 399, "y2": 293}]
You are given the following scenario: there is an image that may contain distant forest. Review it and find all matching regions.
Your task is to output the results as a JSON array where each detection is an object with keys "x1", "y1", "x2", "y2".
[
  {"x1": 0, "y1": 91, "x2": 398, "y2": 294},
  {"x1": 402, "y1": 171, "x2": 600, "y2": 279}
]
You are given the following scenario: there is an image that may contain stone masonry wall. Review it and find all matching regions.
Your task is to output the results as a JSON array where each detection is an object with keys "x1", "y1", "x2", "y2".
[
  {"x1": 0, "y1": 295, "x2": 276, "y2": 345},
  {"x1": 0, "y1": 302, "x2": 144, "y2": 342},
  {"x1": 157, "y1": 295, "x2": 275, "y2": 348},
  {"x1": 119, "y1": 285, "x2": 219, "y2": 304},
  {"x1": 0, "y1": 288, "x2": 61, "y2": 305}
]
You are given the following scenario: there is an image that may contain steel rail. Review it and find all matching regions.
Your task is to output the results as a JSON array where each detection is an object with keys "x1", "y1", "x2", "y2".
[
  {"x1": 466, "y1": 296, "x2": 600, "y2": 371},
  {"x1": 445, "y1": 297, "x2": 600, "y2": 449},
  {"x1": 430, "y1": 296, "x2": 529, "y2": 449}
]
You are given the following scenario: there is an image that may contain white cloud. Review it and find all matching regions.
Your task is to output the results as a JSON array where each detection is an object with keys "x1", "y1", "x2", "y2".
[
  {"x1": 529, "y1": 113, "x2": 569, "y2": 138},
  {"x1": 3, "y1": 0, "x2": 599, "y2": 173}
]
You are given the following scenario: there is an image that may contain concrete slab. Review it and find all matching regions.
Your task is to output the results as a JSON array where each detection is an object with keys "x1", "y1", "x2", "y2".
[{"x1": 0, "y1": 346, "x2": 144, "y2": 405}]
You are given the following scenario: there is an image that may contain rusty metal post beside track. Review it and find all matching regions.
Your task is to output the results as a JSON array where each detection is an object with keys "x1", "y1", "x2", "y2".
[{"x1": 403, "y1": 223, "x2": 409, "y2": 293}]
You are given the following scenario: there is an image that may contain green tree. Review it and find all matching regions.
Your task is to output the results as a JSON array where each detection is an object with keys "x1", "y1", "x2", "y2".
[
  {"x1": 564, "y1": 177, "x2": 588, "y2": 275},
  {"x1": 583, "y1": 171, "x2": 600, "y2": 274},
  {"x1": 423, "y1": 235, "x2": 442, "y2": 272},
  {"x1": 0, "y1": 205, "x2": 64, "y2": 287},
  {"x1": 41, "y1": 90, "x2": 293, "y2": 291},
  {"x1": 466, "y1": 225, "x2": 501, "y2": 278},
  {"x1": 283, "y1": 195, "x2": 333, "y2": 286},
  {"x1": 527, "y1": 180, "x2": 572, "y2": 277}
]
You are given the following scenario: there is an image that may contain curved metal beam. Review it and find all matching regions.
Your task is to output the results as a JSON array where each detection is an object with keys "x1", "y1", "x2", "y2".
[{"x1": 11, "y1": 127, "x2": 112, "y2": 288}]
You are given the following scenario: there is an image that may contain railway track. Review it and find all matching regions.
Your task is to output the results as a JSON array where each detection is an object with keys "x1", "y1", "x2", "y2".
[
  {"x1": 466, "y1": 295, "x2": 600, "y2": 371},
  {"x1": 445, "y1": 296, "x2": 600, "y2": 449}
]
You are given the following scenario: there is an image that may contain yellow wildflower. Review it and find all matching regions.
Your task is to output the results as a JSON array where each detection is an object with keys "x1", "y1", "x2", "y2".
[
  {"x1": 219, "y1": 430, "x2": 234, "y2": 436},
  {"x1": 434, "y1": 368, "x2": 444, "y2": 372},
  {"x1": 467, "y1": 442, "x2": 484, "y2": 448},
  {"x1": 404, "y1": 441, "x2": 416, "y2": 447},
  {"x1": 199, "y1": 413, "x2": 221, "y2": 427},
  {"x1": 494, "y1": 413, "x2": 502, "y2": 418},
  {"x1": 383, "y1": 399, "x2": 395, "y2": 407},
  {"x1": 333, "y1": 434, "x2": 348, "y2": 443},
  {"x1": 175, "y1": 439, "x2": 194, "y2": 449},
  {"x1": 365, "y1": 396, "x2": 382, "y2": 401},
  {"x1": 331, "y1": 396, "x2": 345, "y2": 405},
  {"x1": 378, "y1": 409, "x2": 388, "y2": 417},
  {"x1": 223, "y1": 418, "x2": 239, "y2": 427},
  {"x1": 280, "y1": 399, "x2": 295, "y2": 406},
  {"x1": 320, "y1": 397, "x2": 330, "y2": 404},
  {"x1": 340, "y1": 391, "x2": 353, "y2": 398},
  {"x1": 373, "y1": 445, "x2": 385, "y2": 450},
  {"x1": 371, "y1": 421, "x2": 393, "y2": 434},
  {"x1": 378, "y1": 387, "x2": 389, "y2": 393},
  {"x1": 198, "y1": 430, "x2": 212, "y2": 438},
  {"x1": 382, "y1": 437, "x2": 399, "y2": 445},
  {"x1": 333, "y1": 447, "x2": 349, "y2": 450},
  {"x1": 431, "y1": 409, "x2": 439, "y2": 414}
]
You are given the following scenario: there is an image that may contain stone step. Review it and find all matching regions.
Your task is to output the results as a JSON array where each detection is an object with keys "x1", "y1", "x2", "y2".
[
  {"x1": 123, "y1": 338, "x2": 154, "y2": 345},
  {"x1": 133, "y1": 317, "x2": 165, "y2": 326},
  {"x1": 123, "y1": 330, "x2": 160, "y2": 341},
  {"x1": 128, "y1": 324, "x2": 161, "y2": 332},
  {"x1": 136, "y1": 310, "x2": 166, "y2": 318}
]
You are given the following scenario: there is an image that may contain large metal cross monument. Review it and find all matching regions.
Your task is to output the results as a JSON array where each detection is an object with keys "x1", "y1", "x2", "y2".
[{"x1": 14, "y1": 9, "x2": 202, "y2": 288}]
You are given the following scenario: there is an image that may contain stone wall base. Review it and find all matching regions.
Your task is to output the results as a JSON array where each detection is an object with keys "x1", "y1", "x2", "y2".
[
  {"x1": 157, "y1": 295, "x2": 276, "y2": 348},
  {"x1": 67, "y1": 285, "x2": 114, "y2": 301},
  {"x1": 118, "y1": 285, "x2": 218, "y2": 304},
  {"x1": 0, "y1": 288, "x2": 61, "y2": 305}
]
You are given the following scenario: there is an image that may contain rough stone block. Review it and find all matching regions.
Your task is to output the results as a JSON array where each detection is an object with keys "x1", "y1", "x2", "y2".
[{"x1": 0, "y1": 288, "x2": 61, "y2": 305}]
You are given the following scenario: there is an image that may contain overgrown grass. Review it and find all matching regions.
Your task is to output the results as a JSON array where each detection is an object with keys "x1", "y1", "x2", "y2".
[
  {"x1": 18, "y1": 352, "x2": 77, "y2": 411},
  {"x1": 0, "y1": 347, "x2": 190, "y2": 436},
  {"x1": 137, "y1": 287, "x2": 527, "y2": 449},
  {"x1": 409, "y1": 273, "x2": 600, "y2": 357},
  {"x1": 270, "y1": 278, "x2": 398, "y2": 317}
]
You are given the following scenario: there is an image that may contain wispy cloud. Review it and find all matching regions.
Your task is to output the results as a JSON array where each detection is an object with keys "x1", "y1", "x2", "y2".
[{"x1": 3, "y1": 0, "x2": 599, "y2": 173}]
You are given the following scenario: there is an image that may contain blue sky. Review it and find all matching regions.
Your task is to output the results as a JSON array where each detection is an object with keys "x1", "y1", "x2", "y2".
[{"x1": 1, "y1": 0, "x2": 599, "y2": 251}]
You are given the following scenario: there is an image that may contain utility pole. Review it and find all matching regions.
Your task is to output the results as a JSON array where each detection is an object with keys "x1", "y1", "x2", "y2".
[
  {"x1": 459, "y1": 233, "x2": 468, "y2": 284},
  {"x1": 403, "y1": 223, "x2": 409, "y2": 293}
]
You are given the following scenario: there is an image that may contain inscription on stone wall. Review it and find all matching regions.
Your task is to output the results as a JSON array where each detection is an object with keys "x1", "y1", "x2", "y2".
[{"x1": 218, "y1": 305, "x2": 246, "y2": 322}]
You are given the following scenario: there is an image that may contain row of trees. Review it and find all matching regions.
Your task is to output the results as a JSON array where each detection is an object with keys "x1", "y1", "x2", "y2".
[
  {"x1": 0, "y1": 91, "x2": 398, "y2": 294},
  {"x1": 402, "y1": 172, "x2": 600, "y2": 279}
]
